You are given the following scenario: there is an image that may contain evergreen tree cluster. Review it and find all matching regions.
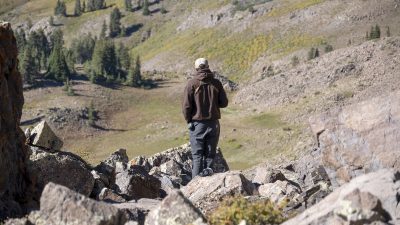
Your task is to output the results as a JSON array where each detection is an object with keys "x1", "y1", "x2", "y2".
[
  {"x1": 55, "y1": 0, "x2": 67, "y2": 16},
  {"x1": 86, "y1": 0, "x2": 105, "y2": 12},
  {"x1": 367, "y1": 25, "x2": 381, "y2": 40},
  {"x1": 307, "y1": 47, "x2": 319, "y2": 61}
]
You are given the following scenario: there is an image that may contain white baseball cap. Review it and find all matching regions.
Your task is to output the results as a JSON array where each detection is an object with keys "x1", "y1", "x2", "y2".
[{"x1": 195, "y1": 58, "x2": 208, "y2": 69}]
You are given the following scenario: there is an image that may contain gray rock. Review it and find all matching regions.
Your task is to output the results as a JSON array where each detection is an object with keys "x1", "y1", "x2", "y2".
[
  {"x1": 145, "y1": 190, "x2": 206, "y2": 225},
  {"x1": 28, "y1": 147, "x2": 94, "y2": 197},
  {"x1": 31, "y1": 182, "x2": 127, "y2": 225},
  {"x1": 30, "y1": 120, "x2": 63, "y2": 151},
  {"x1": 115, "y1": 165, "x2": 161, "y2": 200},
  {"x1": 282, "y1": 169, "x2": 400, "y2": 225},
  {"x1": 4, "y1": 218, "x2": 32, "y2": 225},
  {"x1": 113, "y1": 199, "x2": 160, "y2": 224},
  {"x1": 181, "y1": 171, "x2": 257, "y2": 214},
  {"x1": 94, "y1": 149, "x2": 130, "y2": 189},
  {"x1": 98, "y1": 188, "x2": 127, "y2": 203},
  {"x1": 309, "y1": 91, "x2": 400, "y2": 186},
  {"x1": 258, "y1": 180, "x2": 300, "y2": 203}
]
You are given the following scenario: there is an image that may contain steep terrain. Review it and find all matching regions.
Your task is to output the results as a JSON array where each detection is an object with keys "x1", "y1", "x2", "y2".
[{"x1": 0, "y1": 22, "x2": 30, "y2": 219}]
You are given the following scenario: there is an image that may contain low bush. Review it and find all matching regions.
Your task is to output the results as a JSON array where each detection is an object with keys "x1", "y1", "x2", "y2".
[{"x1": 208, "y1": 196, "x2": 288, "y2": 225}]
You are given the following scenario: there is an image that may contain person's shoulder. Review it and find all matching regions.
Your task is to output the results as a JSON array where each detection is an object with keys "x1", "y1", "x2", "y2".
[{"x1": 211, "y1": 77, "x2": 223, "y2": 87}]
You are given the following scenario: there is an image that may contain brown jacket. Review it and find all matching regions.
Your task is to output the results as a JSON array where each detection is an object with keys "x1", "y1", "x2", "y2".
[{"x1": 182, "y1": 69, "x2": 228, "y2": 123}]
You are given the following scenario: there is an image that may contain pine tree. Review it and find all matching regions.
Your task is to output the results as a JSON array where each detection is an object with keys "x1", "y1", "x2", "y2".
[
  {"x1": 88, "y1": 101, "x2": 96, "y2": 126},
  {"x1": 47, "y1": 30, "x2": 70, "y2": 81},
  {"x1": 15, "y1": 29, "x2": 27, "y2": 54},
  {"x1": 94, "y1": 0, "x2": 105, "y2": 10},
  {"x1": 386, "y1": 26, "x2": 391, "y2": 37},
  {"x1": 291, "y1": 55, "x2": 299, "y2": 67},
  {"x1": 102, "y1": 40, "x2": 118, "y2": 78},
  {"x1": 307, "y1": 47, "x2": 315, "y2": 60},
  {"x1": 375, "y1": 25, "x2": 381, "y2": 39},
  {"x1": 100, "y1": 20, "x2": 107, "y2": 39},
  {"x1": 133, "y1": 55, "x2": 142, "y2": 86},
  {"x1": 142, "y1": 0, "x2": 150, "y2": 16},
  {"x1": 55, "y1": 0, "x2": 67, "y2": 16},
  {"x1": 87, "y1": 0, "x2": 95, "y2": 11},
  {"x1": 324, "y1": 44, "x2": 333, "y2": 53},
  {"x1": 126, "y1": 64, "x2": 135, "y2": 86},
  {"x1": 366, "y1": 31, "x2": 369, "y2": 40},
  {"x1": 315, "y1": 48, "x2": 319, "y2": 58},
  {"x1": 109, "y1": 7, "x2": 122, "y2": 38},
  {"x1": 74, "y1": 0, "x2": 82, "y2": 16},
  {"x1": 125, "y1": 0, "x2": 133, "y2": 12},
  {"x1": 71, "y1": 34, "x2": 96, "y2": 64},
  {"x1": 117, "y1": 43, "x2": 130, "y2": 71},
  {"x1": 49, "y1": 16, "x2": 54, "y2": 26},
  {"x1": 160, "y1": 4, "x2": 167, "y2": 14},
  {"x1": 82, "y1": 0, "x2": 86, "y2": 12},
  {"x1": 21, "y1": 44, "x2": 37, "y2": 84}
]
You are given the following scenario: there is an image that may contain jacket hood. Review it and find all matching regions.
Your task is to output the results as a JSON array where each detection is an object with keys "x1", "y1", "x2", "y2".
[{"x1": 194, "y1": 68, "x2": 214, "y2": 81}]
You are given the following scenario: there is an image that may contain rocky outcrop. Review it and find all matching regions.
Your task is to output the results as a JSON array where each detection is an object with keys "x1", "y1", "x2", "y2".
[
  {"x1": 0, "y1": 21, "x2": 30, "y2": 219},
  {"x1": 28, "y1": 147, "x2": 95, "y2": 197},
  {"x1": 309, "y1": 90, "x2": 400, "y2": 186},
  {"x1": 282, "y1": 169, "x2": 400, "y2": 225},
  {"x1": 29, "y1": 182, "x2": 127, "y2": 225},
  {"x1": 132, "y1": 143, "x2": 229, "y2": 187},
  {"x1": 145, "y1": 190, "x2": 206, "y2": 225},
  {"x1": 181, "y1": 171, "x2": 257, "y2": 214}
]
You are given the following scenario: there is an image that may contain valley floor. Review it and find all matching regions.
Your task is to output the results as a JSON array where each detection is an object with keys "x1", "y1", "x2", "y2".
[{"x1": 22, "y1": 76, "x2": 303, "y2": 170}]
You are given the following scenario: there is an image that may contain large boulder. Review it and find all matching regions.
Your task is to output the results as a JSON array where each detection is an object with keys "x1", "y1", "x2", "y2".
[
  {"x1": 181, "y1": 171, "x2": 257, "y2": 214},
  {"x1": 28, "y1": 121, "x2": 63, "y2": 151},
  {"x1": 29, "y1": 182, "x2": 127, "y2": 225},
  {"x1": 0, "y1": 21, "x2": 30, "y2": 219},
  {"x1": 114, "y1": 165, "x2": 161, "y2": 200},
  {"x1": 309, "y1": 90, "x2": 400, "y2": 186},
  {"x1": 145, "y1": 190, "x2": 206, "y2": 225},
  {"x1": 282, "y1": 169, "x2": 400, "y2": 225},
  {"x1": 28, "y1": 147, "x2": 95, "y2": 197}
]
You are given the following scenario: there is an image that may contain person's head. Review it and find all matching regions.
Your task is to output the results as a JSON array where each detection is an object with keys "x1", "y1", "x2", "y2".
[{"x1": 195, "y1": 58, "x2": 209, "y2": 70}]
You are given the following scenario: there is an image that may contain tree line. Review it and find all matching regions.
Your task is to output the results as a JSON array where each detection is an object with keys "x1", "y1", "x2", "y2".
[
  {"x1": 55, "y1": 0, "x2": 166, "y2": 17},
  {"x1": 16, "y1": 27, "x2": 142, "y2": 88}
]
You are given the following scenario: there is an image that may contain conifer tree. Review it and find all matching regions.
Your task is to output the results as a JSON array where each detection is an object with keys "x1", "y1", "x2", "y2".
[
  {"x1": 47, "y1": 30, "x2": 70, "y2": 81},
  {"x1": 142, "y1": 0, "x2": 150, "y2": 16},
  {"x1": 125, "y1": 0, "x2": 133, "y2": 12},
  {"x1": 375, "y1": 25, "x2": 381, "y2": 39},
  {"x1": 109, "y1": 7, "x2": 122, "y2": 38},
  {"x1": 87, "y1": 0, "x2": 95, "y2": 11},
  {"x1": 100, "y1": 20, "x2": 107, "y2": 39},
  {"x1": 160, "y1": 5, "x2": 167, "y2": 14},
  {"x1": 82, "y1": 0, "x2": 86, "y2": 12},
  {"x1": 324, "y1": 44, "x2": 333, "y2": 53},
  {"x1": 133, "y1": 55, "x2": 142, "y2": 85},
  {"x1": 126, "y1": 64, "x2": 135, "y2": 86},
  {"x1": 74, "y1": 0, "x2": 82, "y2": 16},
  {"x1": 55, "y1": 0, "x2": 67, "y2": 16},
  {"x1": 15, "y1": 30, "x2": 27, "y2": 54},
  {"x1": 117, "y1": 43, "x2": 130, "y2": 71},
  {"x1": 307, "y1": 47, "x2": 315, "y2": 60},
  {"x1": 386, "y1": 26, "x2": 391, "y2": 37},
  {"x1": 21, "y1": 44, "x2": 37, "y2": 84},
  {"x1": 49, "y1": 16, "x2": 54, "y2": 26}
]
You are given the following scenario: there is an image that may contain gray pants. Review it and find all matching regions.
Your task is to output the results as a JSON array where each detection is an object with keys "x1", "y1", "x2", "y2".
[{"x1": 189, "y1": 120, "x2": 220, "y2": 177}]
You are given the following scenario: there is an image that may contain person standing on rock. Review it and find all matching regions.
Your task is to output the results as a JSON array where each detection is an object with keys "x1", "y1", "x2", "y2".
[{"x1": 182, "y1": 58, "x2": 229, "y2": 178}]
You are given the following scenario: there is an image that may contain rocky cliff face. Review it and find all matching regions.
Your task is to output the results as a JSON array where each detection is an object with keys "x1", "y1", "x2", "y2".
[{"x1": 0, "y1": 21, "x2": 30, "y2": 219}]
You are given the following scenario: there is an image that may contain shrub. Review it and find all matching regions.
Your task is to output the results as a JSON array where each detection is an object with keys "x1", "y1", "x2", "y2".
[
  {"x1": 291, "y1": 55, "x2": 299, "y2": 66},
  {"x1": 208, "y1": 196, "x2": 288, "y2": 225}
]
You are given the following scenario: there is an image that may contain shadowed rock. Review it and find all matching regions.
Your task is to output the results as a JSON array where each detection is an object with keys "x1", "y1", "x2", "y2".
[
  {"x1": 0, "y1": 21, "x2": 30, "y2": 219},
  {"x1": 28, "y1": 147, "x2": 95, "y2": 197}
]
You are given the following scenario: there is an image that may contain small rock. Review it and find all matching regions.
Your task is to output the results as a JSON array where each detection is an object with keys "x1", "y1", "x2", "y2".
[
  {"x1": 98, "y1": 188, "x2": 126, "y2": 203},
  {"x1": 30, "y1": 120, "x2": 63, "y2": 151}
]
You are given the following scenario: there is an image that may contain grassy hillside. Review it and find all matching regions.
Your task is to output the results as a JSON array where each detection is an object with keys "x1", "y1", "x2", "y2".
[{"x1": 6, "y1": 0, "x2": 400, "y2": 169}]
